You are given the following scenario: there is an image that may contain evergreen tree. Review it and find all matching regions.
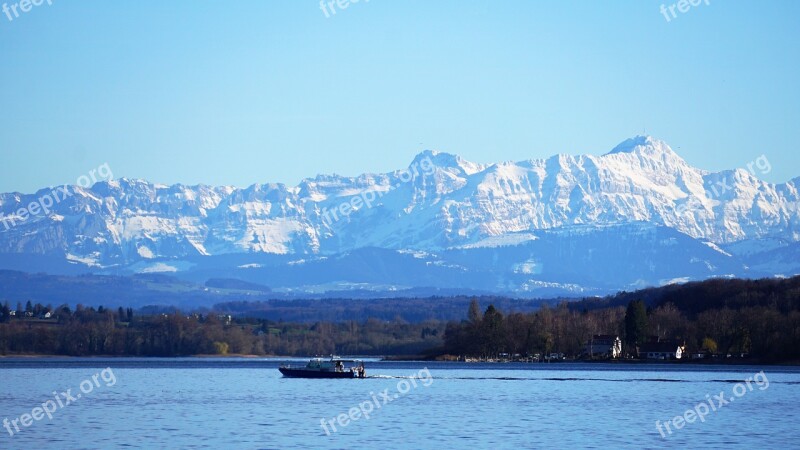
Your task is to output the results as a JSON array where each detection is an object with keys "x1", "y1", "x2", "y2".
[
  {"x1": 468, "y1": 299, "x2": 482, "y2": 325},
  {"x1": 482, "y1": 305, "x2": 505, "y2": 356},
  {"x1": 624, "y1": 300, "x2": 648, "y2": 355}
]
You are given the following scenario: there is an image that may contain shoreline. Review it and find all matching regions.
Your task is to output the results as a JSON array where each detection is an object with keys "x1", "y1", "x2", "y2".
[
  {"x1": 1, "y1": 353, "x2": 798, "y2": 366},
  {"x1": 384, "y1": 354, "x2": 800, "y2": 365}
]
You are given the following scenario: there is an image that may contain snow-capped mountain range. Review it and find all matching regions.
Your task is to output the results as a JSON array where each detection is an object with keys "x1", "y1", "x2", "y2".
[{"x1": 1, "y1": 136, "x2": 798, "y2": 296}]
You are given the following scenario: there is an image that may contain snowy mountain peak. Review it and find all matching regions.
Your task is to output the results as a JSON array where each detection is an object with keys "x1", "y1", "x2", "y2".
[
  {"x1": 410, "y1": 150, "x2": 485, "y2": 176},
  {"x1": 605, "y1": 135, "x2": 674, "y2": 156},
  {"x1": 602, "y1": 136, "x2": 691, "y2": 175}
]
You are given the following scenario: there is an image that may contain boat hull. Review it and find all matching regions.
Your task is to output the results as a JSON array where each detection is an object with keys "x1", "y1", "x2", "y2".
[{"x1": 278, "y1": 367, "x2": 360, "y2": 379}]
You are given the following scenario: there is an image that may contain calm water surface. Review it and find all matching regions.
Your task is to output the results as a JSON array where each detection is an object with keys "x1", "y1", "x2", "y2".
[{"x1": 1, "y1": 359, "x2": 798, "y2": 449}]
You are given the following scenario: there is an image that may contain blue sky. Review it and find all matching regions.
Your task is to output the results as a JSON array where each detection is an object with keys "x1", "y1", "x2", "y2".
[{"x1": 0, "y1": 0, "x2": 798, "y2": 192}]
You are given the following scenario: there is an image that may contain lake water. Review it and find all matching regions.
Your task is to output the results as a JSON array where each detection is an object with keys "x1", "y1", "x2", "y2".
[{"x1": 1, "y1": 359, "x2": 798, "y2": 449}]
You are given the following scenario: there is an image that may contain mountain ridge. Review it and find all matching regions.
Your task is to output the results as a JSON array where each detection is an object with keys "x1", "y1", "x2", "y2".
[{"x1": 0, "y1": 136, "x2": 797, "y2": 296}]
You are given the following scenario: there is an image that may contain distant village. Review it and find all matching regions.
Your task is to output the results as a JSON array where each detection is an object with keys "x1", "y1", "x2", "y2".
[
  {"x1": 439, "y1": 294, "x2": 785, "y2": 363},
  {"x1": 458, "y1": 334, "x2": 743, "y2": 363}
]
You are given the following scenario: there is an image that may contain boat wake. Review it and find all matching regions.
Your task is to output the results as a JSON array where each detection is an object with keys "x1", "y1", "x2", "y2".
[
  {"x1": 367, "y1": 374, "x2": 427, "y2": 380},
  {"x1": 368, "y1": 376, "x2": 800, "y2": 384}
]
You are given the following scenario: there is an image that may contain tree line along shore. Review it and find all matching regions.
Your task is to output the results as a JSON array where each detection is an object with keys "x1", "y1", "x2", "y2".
[{"x1": 1, "y1": 276, "x2": 798, "y2": 363}]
